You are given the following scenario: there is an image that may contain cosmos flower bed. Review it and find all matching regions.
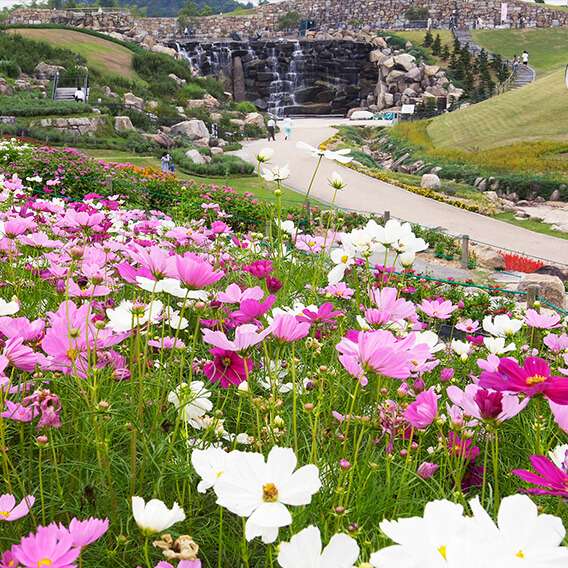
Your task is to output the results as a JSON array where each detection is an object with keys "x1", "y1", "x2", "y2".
[{"x1": 0, "y1": 141, "x2": 568, "y2": 568}]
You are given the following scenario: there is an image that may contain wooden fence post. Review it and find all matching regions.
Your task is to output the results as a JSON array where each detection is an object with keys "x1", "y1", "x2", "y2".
[
  {"x1": 384, "y1": 210, "x2": 390, "y2": 223},
  {"x1": 105, "y1": 175, "x2": 113, "y2": 193},
  {"x1": 461, "y1": 235, "x2": 469, "y2": 269},
  {"x1": 527, "y1": 284, "x2": 541, "y2": 312}
]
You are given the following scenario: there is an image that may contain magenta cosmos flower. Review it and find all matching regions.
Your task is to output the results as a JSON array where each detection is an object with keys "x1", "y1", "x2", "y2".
[
  {"x1": 12, "y1": 524, "x2": 81, "y2": 568},
  {"x1": 512, "y1": 455, "x2": 568, "y2": 499},
  {"x1": 66, "y1": 517, "x2": 109, "y2": 548},
  {"x1": 267, "y1": 314, "x2": 310, "y2": 343},
  {"x1": 404, "y1": 387, "x2": 439, "y2": 428},
  {"x1": 202, "y1": 324, "x2": 271, "y2": 355},
  {"x1": 204, "y1": 348, "x2": 252, "y2": 388},
  {"x1": 0, "y1": 494, "x2": 35, "y2": 521},
  {"x1": 479, "y1": 356, "x2": 568, "y2": 404},
  {"x1": 296, "y1": 302, "x2": 344, "y2": 326}
]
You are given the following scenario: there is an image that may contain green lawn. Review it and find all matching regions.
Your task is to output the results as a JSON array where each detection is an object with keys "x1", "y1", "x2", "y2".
[
  {"x1": 427, "y1": 67, "x2": 568, "y2": 150},
  {"x1": 79, "y1": 148, "x2": 323, "y2": 208},
  {"x1": 472, "y1": 27, "x2": 568, "y2": 76},
  {"x1": 492, "y1": 211, "x2": 568, "y2": 240}
]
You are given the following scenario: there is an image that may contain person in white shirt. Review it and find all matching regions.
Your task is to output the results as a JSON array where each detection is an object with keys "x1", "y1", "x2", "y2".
[
  {"x1": 74, "y1": 87, "x2": 85, "y2": 102},
  {"x1": 267, "y1": 117, "x2": 275, "y2": 141},
  {"x1": 522, "y1": 50, "x2": 529, "y2": 66}
]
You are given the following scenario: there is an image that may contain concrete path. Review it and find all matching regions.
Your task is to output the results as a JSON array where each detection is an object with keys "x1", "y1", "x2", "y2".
[{"x1": 238, "y1": 117, "x2": 568, "y2": 265}]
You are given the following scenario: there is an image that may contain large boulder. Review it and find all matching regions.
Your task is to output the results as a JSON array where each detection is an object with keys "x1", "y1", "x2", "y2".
[
  {"x1": 0, "y1": 79, "x2": 12, "y2": 96},
  {"x1": 123, "y1": 92, "x2": 144, "y2": 111},
  {"x1": 349, "y1": 110, "x2": 374, "y2": 120},
  {"x1": 473, "y1": 246, "x2": 506, "y2": 271},
  {"x1": 244, "y1": 112, "x2": 265, "y2": 129},
  {"x1": 141, "y1": 132, "x2": 175, "y2": 148},
  {"x1": 151, "y1": 44, "x2": 177, "y2": 57},
  {"x1": 517, "y1": 274, "x2": 567, "y2": 310},
  {"x1": 394, "y1": 53, "x2": 416, "y2": 71},
  {"x1": 203, "y1": 93, "x2": 220, "y2": 110},
  {"x1": 184, "y1": 149, "x2": 205, "y2": 164},
  {"x1": 168, "y1": 73, "x2": 186, "y2": 88},
  {"x1": 385, "y1": 70, "x2": 406, "y2": 85},
  {"x1": 114, "y1": 116, "x2": 135, "y2": 131},
  {"x1": 170, "y1": 119, "x2": 210, "y2": 140},
  {"x1": 35, "y1": 62, "x2": 65, "y2": 77},
  {"x1": 420, "y1": 174, "x2": 442, "y2": 190}
]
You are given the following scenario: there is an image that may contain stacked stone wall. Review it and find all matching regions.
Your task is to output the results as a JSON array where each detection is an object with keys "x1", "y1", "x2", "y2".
[{"x1": 7, "y1": 1, "x2": 568, "y2": 40}]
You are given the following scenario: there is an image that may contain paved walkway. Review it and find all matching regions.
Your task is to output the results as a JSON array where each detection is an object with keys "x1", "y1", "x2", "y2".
[{"x1": 238, "y1": 118, "x2": 568, "y2": 265}]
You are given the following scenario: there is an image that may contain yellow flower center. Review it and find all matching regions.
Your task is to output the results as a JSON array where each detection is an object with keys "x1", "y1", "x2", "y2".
[
  {"x1": 516, "y1": 550, "x2": 524, "y2": 558},
  {"x1": 222, "y1": 357, "x2": 232, "y2": 367},
  {"x1": 341, "y1": 254, "x2": 349, "y2": 264},
  {"x1": 309, "y1": 241, "x2": 315, "y2": 246},
  {"x1": 0, "y1": 511, "x2": 9, "y2": 518},
  {"x1": 526, "y1": 374, "x2": 547, "y2": 385},
  {"x1": 216, "y1": 470, "x2": 223, "y2": 478},
  {"x1": 262, "y1": 483, "x2": 279, "y2": 503},
  {"x1": 438, "y1": 545, "x2": 447, "y2": 560},
  {"x1": 38, "y1": 560, "x2": 53, "y2": 567},
  {"x1": 67, "y1": 348, "x2": 78, "y2": 361}
]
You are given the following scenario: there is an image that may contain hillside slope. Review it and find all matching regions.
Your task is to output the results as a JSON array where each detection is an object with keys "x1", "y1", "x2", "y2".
[
  {"x1": 427, "y1": 68, "x2": 568, "y2": 150},
  {"x1": 7, "y1": 28, "x2": 137, "y2": 80}
]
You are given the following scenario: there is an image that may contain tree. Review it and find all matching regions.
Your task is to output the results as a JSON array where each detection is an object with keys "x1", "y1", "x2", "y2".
[
  {"x1": 180, "y1": 0, "x2": 200, "y2": 17},
  {"x1": 278, "y1": 10, "x2": 301, "y2": 31},
  {"x1": 431, "y1": 34, "x2": 442, "y2": 56},
  {"x1": 201, "y1": 5, "x2": 212, "y2": 15},
  {"x1": 441, "y1": 45, "x2": 450, "y2": 61},
  {"x1": 422, "y1": 29, "x2": 433, "y2": 48}
]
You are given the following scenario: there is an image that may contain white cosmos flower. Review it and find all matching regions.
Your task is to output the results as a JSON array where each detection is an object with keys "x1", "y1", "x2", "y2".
[
  {"x1": 399, "y1": 251, "x2": 416, "y2": 268},
  {"x1": 451, "y1": 339, "x2": 472, "y2": 362},
  {"x1": 328, "y1": 246, "x2": 356, "y2": 285},
  {"x1": 131, "y1": 496, "x2": 185, "y2": 536},
  {"x1": 213, "y1": 446, "x2": 321, "y2": 543},
  {"x1": 0, "y1": 297, "x2": 19, "y2": 316},
  {"x1": 483, "y1": 314, "x2": 523, "y2": 337},
  {"x1": 393, "y1": 235, "x2": 428, "y2": 255},
  {"x1": 168, "y1": 381, "x2": 213, "y2": 423},
  {"x1": 468, "y1": 494, "x2": 568, "y2": 567},
  {"x1": 106, "y1": 300, "x2": 163, "y2": 332},
  {"x1": 296, "y1": 141, "x2": 353, "y2": 164},
  {"x1": 277, "y1": 525, "x2": 360, "y2": 568},
  {"x1": 329, "y1": 171, "x2": 346, "y2": 190},
  {"x1": 371, "y1": 219, "x2": 414, "y2": 248},
  {"x1": 256, "y1": 147, "x2": 274, "y2": 163},
  {"x1": 262, "y1": 164, "x2": 290, "y2": 182},
  {"x1": 369, "y1": 500, "x2": 467, "y2": 568},
  {"x1": 191, "y1": 447, "x2": 242, "y2": 493},
  {"x1": 483, "y1": 336, "x2": 516, "y2": 355},
  {"x1": 549, "y1": 444, "x2": 568, "y2": 471}
]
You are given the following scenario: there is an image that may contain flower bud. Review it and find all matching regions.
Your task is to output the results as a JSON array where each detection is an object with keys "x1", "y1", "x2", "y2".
[{"x1": 339, "y1": 459, "x2": 351, "y2": 470}]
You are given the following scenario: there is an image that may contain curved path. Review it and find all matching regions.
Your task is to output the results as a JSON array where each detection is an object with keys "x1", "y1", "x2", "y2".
[{"x1": 239, "y1": 118, "x2": 568, "y2": 265}]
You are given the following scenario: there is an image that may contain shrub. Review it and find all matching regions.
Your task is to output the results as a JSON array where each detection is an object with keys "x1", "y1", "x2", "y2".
[
  {"x1": 180, "y1": 82, "x2": 205, "y2": 100},
  {"x1": 0, "y1": 60, "x2": 20, "y2": 78},
  {"x1": 0, "y1": 100, "x2": 93, "y2": 116},
  {"x1": 235, "y1": 101, "x2": 257, "y2": 114},
  {"x1": 170, "y1": 148, "x2": 254, "y2": 176}
]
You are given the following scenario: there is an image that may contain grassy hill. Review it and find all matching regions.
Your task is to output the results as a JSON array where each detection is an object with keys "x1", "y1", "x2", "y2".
[
  {"x1": 7, "y1": 28, "x2": 137, "y2": 80},
  {"x1": 426, "y1": 28, "x2": 568, "y2": 150}
]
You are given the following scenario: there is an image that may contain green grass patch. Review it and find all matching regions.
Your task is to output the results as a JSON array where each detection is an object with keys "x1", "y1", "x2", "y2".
[
  {"x1": 472, "y1": 27, "x2": 568, "y2": 76},
  {"x1": 493, "y1": 210, "x2": 568, "y2": 240},
  {"x1": 427, "y1": 67, "x2": 568, "y2": 151}
]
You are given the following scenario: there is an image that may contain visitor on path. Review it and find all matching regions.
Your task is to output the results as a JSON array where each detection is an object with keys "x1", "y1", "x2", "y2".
[
  {"x1": 184, "y1": 27, "x2": 189, "y2": 37},
  {"x1": 519, "y1": 15, "x2": 525, "y2": 28},
  {"x1": 161, "y1": 152, "x2": 172, "y2": 173},
  {"x1": 283, "y1": 115, "x2": 292, "y2": 140},
  {"x1": 512, "y1": 55, "x2": 519, "y2": 72},
  {"x1": 74, "y1": 87, "x2": 85, "y2": 102},
  {"x1": 449, "y1": 14, "x2": 455, "y2": 31},
  {"x1": 477, "y1": 17, "x2": 483, "y2": 30},
  {"x1": 522, "y1": 50, "x2": 529, "y2": 67},
  {"x1": 267, "y1": 117, "x2": 276, "y2": 141}
]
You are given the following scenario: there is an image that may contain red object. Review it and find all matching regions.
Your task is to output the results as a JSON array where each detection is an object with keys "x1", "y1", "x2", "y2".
[{"x1": 497, "y1": 250, "x2": 545, "y2": 273}]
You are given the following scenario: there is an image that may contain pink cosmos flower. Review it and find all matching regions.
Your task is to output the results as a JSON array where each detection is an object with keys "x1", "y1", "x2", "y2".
[
  {"x1": 369, "y1": 287, "x2": 416, "y2": 323},
  {"x1": 1, "y1": 400, "x2": 38, "y2": 422},
  {"x1": 543, "y1": 332, "x2": 568, "y2": 354},
  {"x1": 3, "y1": 337, "x2": 40, "y2": 372},
  {"x1": 0, "y1": 316, "x2": 45, "y2": 342},
  {"x1": 22, "y1": 389, "x2": 62, "y2": 431},
  {"x1": 337, "y1": 330, "x2": 418, "y2": 380},
  {"x1": 12, "y1": 523, "x2": 81, "y2": 568},
  {"x1": 19, "y1": 232, "x2": 63, "y2": 249},
  {"x1": 512, "y1": 455, "x2": 568, "y2": 499},
  {"x1": 267, "y1": 314, "x2": 310, "y2": 343},
  {"x1": 67, "y1": 517, "x2": 109, "y2": 548},
  {"x1": 204, "y1": 348, "x2": 251, "y2": 388},
  {"x1": 202, "y1": 324, "x2": 271, "y2": 354},
  {"x1": 417, "y1": 298, "x2": 458, "y2": 320},
  {"x1": 324, "y1": 282, "x2": 354, "y2": 299},
  {"x1": 479, "y1": 356, "x2": 568, "y2": 404},
  {"x1": 216, "y1": 284, "x2": 264, "y2": 304},
  {"x1": 476, "y1": 353, "x2": 502, "y2": 374},
  {"x1": 296, "y1": 303, "x2": 344, "y2": 326},
  {"x1": 58, "y1": 209, "x2": 105, "y2": 230},
  {"x1": 524, "y1": 309, "x2": 561, "y2": 329},
  {"x1": 404, "y1": 386, "x2": 439, "y2": 428},
  {"x1": 455, "y1": 319, "x2": 480, "y2": 333},
  {"x1": 127, "y1": 245, "x2": 177, "y2": 279},
  {"x1": 147, "y1": 337, "x2": 186, "y2": 350},
  {"x1": 156, "y1": 561, "x2": 202, "y2": 568},
  {"x1": 265, "y1": 275, "x2": 282, "y2": 293},
  {"x1": 174, "y1": 255, "x2": 224, "y2": 290},
  {"x1": 417, "y1": 462, "x2": 438, "y2": 480},
  {"x1": 446, "y1": 431, "x2": 480, "y2": 462},
  {"x1": 0, "y1": 494, "x2": 35, "y2": 521}
]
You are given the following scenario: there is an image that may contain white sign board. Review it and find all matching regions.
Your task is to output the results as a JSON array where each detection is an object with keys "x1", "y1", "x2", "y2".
[
  {"x1": 401, "y1": 104, "x2": 416, "y2": 114},
  {"x1": 501, "y1": 3, "x2": 508, "y2": 22}
]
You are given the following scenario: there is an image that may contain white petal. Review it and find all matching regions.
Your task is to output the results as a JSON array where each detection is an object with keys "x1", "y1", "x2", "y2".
[{"x1": 321, "y1": 533, "x2": 360, "y2": 568}]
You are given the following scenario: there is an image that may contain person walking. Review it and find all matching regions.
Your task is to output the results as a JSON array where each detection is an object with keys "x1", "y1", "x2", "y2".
[
  {"x1": 74, "y1": 87, "x2": 85, "y2": 102},
  {"x1": 512, "y1": 55, "x2": 519, "y2": 73},
  {"x1": 283, "y1": 115, "x2": 292, "y2": 140},
  {"x1": 267, "y1": 116, "x2": 276, "y2": 141},
  {"x1": 522, "y1": 50, "x2": 529, "y2": 67},
  {"x1": 161, "y1": 152, "x2": 172, "y2": 173}
]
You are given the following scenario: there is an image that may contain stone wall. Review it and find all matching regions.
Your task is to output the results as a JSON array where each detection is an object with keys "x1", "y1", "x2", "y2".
[{"x1": 7, "y1": 1, "x2": 568, "y2": 41}]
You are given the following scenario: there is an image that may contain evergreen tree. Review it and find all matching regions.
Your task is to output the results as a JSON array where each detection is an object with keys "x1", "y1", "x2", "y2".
[
  {"x1": 441, "y1": 44, "x2": 450, "y2": 61},
  {"x1": 423, "y1": 29, "x2": 433, "y2": 48},
  {"x1": 431, "y1": 33, "x2": 442, "y2": 56}
]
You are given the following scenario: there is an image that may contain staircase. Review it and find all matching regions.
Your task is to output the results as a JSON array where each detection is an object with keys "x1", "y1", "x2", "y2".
[
  {"x1": 53, "y1": 87, "x2": 90, "y2": 102},
  {"x1": 454, "y1": 28, "x2": 536, "y2": 91}
]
